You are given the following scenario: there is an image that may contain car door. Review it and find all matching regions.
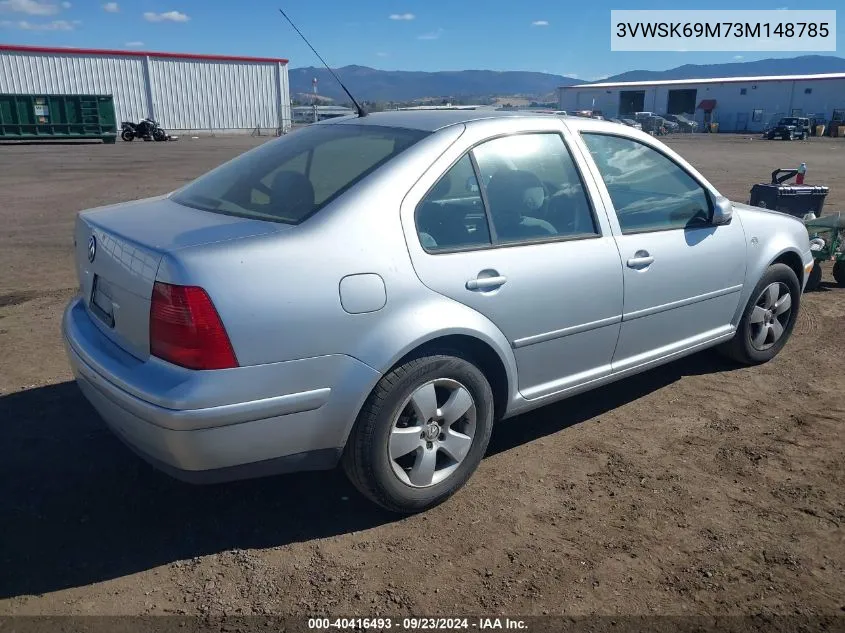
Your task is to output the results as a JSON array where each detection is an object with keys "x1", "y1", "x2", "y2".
[
  {"x1": 402, "y1": 124, "x2": 624, "y2": 401},
  {"x1": 577, "y1": 130, "x2": 746, "y2": 373}
]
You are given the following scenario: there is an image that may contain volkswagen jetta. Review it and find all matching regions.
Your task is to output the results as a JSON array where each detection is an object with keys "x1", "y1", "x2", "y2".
[{"x1": 63, "y1": 110, "x2": 813, "y2": 513}]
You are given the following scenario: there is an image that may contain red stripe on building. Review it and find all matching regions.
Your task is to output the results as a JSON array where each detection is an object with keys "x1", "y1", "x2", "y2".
[{"x1": 0, "y1": 44, "x2": 287, "y2": 64}]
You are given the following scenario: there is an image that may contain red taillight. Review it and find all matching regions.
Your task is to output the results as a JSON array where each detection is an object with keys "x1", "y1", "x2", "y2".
[{"x1": 149, "y1": 282, "x2": 238, "y2": 370}]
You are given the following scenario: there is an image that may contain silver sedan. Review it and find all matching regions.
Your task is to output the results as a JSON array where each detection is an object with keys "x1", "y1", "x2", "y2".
[{"x1": 63, "y1": 110, "x2": 813, "y2": 513}]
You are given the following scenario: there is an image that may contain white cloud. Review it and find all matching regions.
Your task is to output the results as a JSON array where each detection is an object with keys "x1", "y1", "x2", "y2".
[
  {"x1": 376, "y1": 51, "x2": 389, "y2": 57},
  {"x1": 532, "y1": 20, "x2": 549, "y2": 26},
  {"x1": 417, "y1": 27, "x2": 443, "y2": 40},
  {"x1": 775, "y1": 6, "x2": 788, "y2": 10},
  {"x1": 1, "y1": 17, "x2": 77, "y2": 29},
  {"x1": 0, "y1": 0, "x2": 60, "y2": 16},
  {"x1": 143, "y1": 10, "x2": 188, "y2": 22},
  {"x1": 60, "y1": 0, "x2": 70, "y2": 6},
  {"x1": 389, "y1": 12, "x2": 414, "y2": 20},
  {"x1": 125, "y1": 40, "x2": 144, "y2": 47},
  {"x1": 733, "y1": 55, "x2": 744, "y2": 60},
  {"x1": 103, "y1": 2, "x2": 118, "y2": 12}
]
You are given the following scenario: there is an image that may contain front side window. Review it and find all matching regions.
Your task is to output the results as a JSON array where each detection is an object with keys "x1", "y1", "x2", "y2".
[
  {"x1": 172, "y1": 124, "x2": 427, "y2": 224},
  {"x1": 582, "y1": 133, "x2": 711, "y2": 234},
  {"x1": 472, "y1": 133, "x2": 597, "y2": 244}
]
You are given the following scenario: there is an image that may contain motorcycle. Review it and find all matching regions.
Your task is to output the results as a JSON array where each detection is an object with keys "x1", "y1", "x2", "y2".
[{"x1": 121, "y1": 118, "x2": 169, "y2": 142}]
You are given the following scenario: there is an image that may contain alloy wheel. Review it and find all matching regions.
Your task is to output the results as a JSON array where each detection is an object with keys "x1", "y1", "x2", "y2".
[
  {"x1": 388, "y1": 378, "x2": 477, "y2": 488},
  {"x1": 748, "y1": 282, "x2": 792, "y2": 351}
]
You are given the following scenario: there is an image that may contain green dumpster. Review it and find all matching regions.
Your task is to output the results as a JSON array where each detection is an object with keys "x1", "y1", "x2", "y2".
[{"x1": 0, "y1": 93, "x2": 118, "y2": 143}]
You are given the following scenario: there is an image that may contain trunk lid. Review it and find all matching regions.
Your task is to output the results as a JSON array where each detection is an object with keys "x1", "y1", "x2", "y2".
[{"x1": 74, "y1": 195, "x2": 286, "y2": 360}]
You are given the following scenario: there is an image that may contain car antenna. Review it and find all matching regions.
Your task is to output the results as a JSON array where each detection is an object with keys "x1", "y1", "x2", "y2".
[{"x1": 278, "y1": 8, "x2": 367, "y2": 118}]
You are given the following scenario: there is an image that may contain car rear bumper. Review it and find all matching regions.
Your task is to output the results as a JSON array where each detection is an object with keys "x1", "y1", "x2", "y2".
[{"x1": 62, "y1": 297, "x2": 381, "y2": 483}]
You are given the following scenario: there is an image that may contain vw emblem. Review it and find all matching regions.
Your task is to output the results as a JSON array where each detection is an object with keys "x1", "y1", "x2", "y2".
[
  {"x1": 87, "y1": 235, "x2": 97, "y2": 263},
  {"x1": 424, "y1": 423, "x2": 440, "y2": 441}
]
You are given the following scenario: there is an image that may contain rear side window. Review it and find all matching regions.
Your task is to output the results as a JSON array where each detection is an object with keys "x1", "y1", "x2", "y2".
[
  {"x1": 415, "y1": 133, "x2": 597, "y2": 252},
  {"x1": 172, "y1": 124, "x2": 428, "y2": 224},
  {"x1": 473, "y1": 133, "x2": 597, "y2": 244},
  {"x1": 582, "y1": 133, "x2": 711, "y2": 234},
  {"x1": 415, "y1": 155, "x2": 491, "y2": 251}
]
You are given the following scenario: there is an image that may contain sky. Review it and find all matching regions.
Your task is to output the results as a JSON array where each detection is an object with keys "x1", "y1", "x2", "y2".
[{"x1": 0, "y1": 0, "x2": 841, "y2": 80}]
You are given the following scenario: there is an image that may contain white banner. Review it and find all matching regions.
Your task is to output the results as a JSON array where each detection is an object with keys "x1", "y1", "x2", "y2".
[{"x1": 611, "y1": 10, "x2": 836, "y2": 52}]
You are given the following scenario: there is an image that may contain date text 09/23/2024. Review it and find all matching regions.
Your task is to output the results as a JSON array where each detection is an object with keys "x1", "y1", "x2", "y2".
[{"x1": 308, "y1": 617, "x2": 528, "y2": 630}]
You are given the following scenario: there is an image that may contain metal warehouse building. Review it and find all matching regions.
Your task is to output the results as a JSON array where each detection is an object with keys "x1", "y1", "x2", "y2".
[
  {"x1": 0, "y1": 44, "x2": 292, "y2": 135},
  {"x1": 559, "y1": 73, "x2": 845, "y2": 133}
]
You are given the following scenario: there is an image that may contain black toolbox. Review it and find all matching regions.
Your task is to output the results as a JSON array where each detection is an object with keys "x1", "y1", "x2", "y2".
[{"x1": 749, "y1": 168, "x2": 829, "y2": 218}]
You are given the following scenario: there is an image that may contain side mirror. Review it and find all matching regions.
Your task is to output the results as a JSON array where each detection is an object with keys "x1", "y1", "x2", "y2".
[{"x1": 711, "y1": 195, "x2": 733, "y2": 226}]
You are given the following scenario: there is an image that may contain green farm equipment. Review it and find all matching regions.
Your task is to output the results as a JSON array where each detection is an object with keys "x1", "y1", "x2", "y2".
[{"x1": 804, "y1": 211, "x2": 845, "y2": 291}]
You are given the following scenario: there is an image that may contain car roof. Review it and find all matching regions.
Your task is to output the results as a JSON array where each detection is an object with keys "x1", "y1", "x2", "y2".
[
  {"x1": 563, "y1": 117, "x2": 636, "y2": 133},
  {"x1": 311, "y1": 108, "x2": 643, "y2": 137},
  {"x1": 316, "y1": 109, "x2": 553, "y2": 132}
]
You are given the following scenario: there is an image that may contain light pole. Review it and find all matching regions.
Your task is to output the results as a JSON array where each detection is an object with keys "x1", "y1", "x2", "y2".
[{"x1": 313, "y1": 77, "x2": 319, "y2": 123}]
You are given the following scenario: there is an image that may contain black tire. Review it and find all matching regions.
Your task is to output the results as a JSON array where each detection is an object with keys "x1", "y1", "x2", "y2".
[
  {"x1": 833, "y1": 260, "x2": 845, "y2": 287},
  {"x1": 342, "y1": 353, "x2": 494, "y2": 514},
  {"x1": 153, "y1": 129, "x2": 167, "y2": 142},
  {"x1": 805, "y1": 262, "x2": 822, "y2": 291},
  {"x1": 719, "y1": 263, "x2": 801, "y2": 365},
  {"x1": 121, "y1": 130, "x2": 134, "y2": 142}
]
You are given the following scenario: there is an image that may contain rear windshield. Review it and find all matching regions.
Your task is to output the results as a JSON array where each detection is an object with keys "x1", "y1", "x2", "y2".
[
  {"x1": 779, "y1": 118, "x2": 802, "y2": 125},
  {"x1": 171, "y1": 124, "x2": 428, "y2": 224}
]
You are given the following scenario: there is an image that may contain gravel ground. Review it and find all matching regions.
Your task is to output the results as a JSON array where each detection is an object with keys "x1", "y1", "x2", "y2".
[{"x1": 0, "y1": 133, "x2": 843, "y2": 618}]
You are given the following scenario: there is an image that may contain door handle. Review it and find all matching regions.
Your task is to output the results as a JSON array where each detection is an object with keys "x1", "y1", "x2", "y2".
[
  {"x1": 626, "y1": 250, "x2": 654, "y2": 269},
  {"x1": 466, "y1": 275, "x2": 507, "y2": 291}
]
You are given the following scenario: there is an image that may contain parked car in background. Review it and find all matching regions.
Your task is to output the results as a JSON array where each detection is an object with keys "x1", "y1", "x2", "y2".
[
  {"x1": 63, "y1": 110, "x2": 813, "y2": 514},
  {"x1": 662, "y1": 113, "x2": 698, "y2": 133},
  {"x1": 634, "y1": 112, "x2": 657, "y2": 130},
  {"x1": 659, "y1": 117, "x2": 680, "y2": 133},
  {"x1": 573, "y1": 110, "x2": 604, "y2": 120},
  {"x1": 620, "y1": 118, "x2": 643, "y2": 130},
  {"x1": 636, "y1": 113, "x2": 676, "y2": 134},
  {"x1": 767, "y1": 117, "x2": 811, "y2": 140}
]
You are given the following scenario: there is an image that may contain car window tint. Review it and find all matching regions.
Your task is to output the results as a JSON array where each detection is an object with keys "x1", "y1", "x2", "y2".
[
  {"x1": 172, "y1": 124, "x2": 428, "y2": 224},
  {"x1": 308, "y1": 136, "x2": 398, "y2": 204},
  {"x1": 415, "y1": 155, "x2": 491, "y2": 251},
  {"x1": 252, "y1": 152, "x2": 309, "y2": 205},
  {"x1": 582, "y1": 133, "x2": 711, "y2": 233},
  {"x1": 472, "y1": 134, "x2": 597, "y2": 244}
]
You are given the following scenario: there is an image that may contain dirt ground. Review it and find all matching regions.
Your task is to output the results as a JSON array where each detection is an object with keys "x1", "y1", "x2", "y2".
[{"x1": 1, "y1": 134, "x2": 843, "y2": 619}]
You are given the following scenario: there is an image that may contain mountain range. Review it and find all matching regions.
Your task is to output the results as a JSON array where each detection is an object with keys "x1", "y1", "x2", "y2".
[
  {"x1": 288, "y1": 66, "x2": 582, "y2": 103},
  {"x1": 600, "y1": 54, "x2": 845, "y2": 83},
  {"x1": 289, "y1": 55, "x2": 845, "y2": 103}
]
